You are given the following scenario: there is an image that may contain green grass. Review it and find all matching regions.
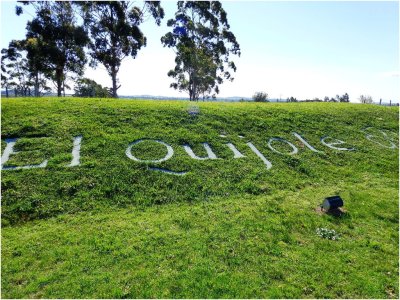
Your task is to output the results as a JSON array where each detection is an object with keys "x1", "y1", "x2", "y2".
[{"x1": 1, "y1": 97, "x2": 399, "y2": 298}]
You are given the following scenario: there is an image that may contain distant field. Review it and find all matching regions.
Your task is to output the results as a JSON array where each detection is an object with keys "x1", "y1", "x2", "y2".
[{"x1": 1, "y1": 97, "x2": 398, "y2": 298}]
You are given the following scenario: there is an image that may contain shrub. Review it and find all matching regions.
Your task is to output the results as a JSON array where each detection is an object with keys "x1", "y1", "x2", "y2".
[
  {"x1": 74, "y1": 78, "x2": 110, "y2": 98},
  {"x1": 253, "y1": 91, "x2": 268, "y2": 102}
]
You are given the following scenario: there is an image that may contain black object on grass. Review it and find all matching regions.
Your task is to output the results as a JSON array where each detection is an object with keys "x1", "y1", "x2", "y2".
[{"x1": 321, "y1": 196, "x2": 344, "y2": 211}]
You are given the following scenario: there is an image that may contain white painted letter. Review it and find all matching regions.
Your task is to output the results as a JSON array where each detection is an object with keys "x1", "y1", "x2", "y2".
[
  {"x1": 246, "y1": 142, "x2": 272, "y2": 170},
  {"x1": 363, "y1": 127, "x2": 397, "y2": 149},
  {"x1": 126, "y1": 139, "x2": 174, "y2": 163},
  {"x1": 320, "y1": 136, "x2": 355, "y2": 151},
  {"x1": 226, "y1": 143, "x2": 245, "y2": 158},
  {"x1": 183, "y1": 143, "x2": 218, "y2": 160},
  {"x1": 292, "y1": 132, "x2": 322, "y2": 153},
  {"x1": 1, "y1": 138, "x2": 48, "y2": 170},
  {"x1": 267, "y1": 137, "x2": 298, "y2": 155},
  {"x1": 68, "y1": 135, "x2": 82, "y2": 167}
]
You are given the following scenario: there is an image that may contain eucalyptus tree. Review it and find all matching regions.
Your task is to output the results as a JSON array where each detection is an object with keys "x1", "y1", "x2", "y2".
[
  {"x1": 24, "y1": 37, "x2": 52, "y2": 97},
  {"x1": 2, "y1": 39, "x2": 51, "y2": 97},
  {"x1": 253, "y1": 92, "x2": 268, "y2": 102},
  {"x1": 17, "y1": 1, "x2": 88, "y2": 97},
  {"x1": 1, "y1": 49, "x2": 11, "y2": 97},
  {"x1": 76, "y1": 1, "x2": 165, "y2": 98},
  {"x1": 161, "y1": 1, "x2": 240, "y2": 101},
  {"x1": 1, "y1": 41, "x2": 33, "y2": 97}
]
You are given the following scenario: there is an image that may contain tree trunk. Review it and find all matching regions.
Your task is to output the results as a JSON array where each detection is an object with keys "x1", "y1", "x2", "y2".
[
  {"x1": 6, "y1": 86, "x2": 8, "y2": 98},
  {"x1": 56, "y1": 68, "x2": 63, "y2": 97},
  {"x1": 111, "y1": 65, "x2": 118, "y2": 98},
  {"x1": 189, "y1": 87, "x2": 194, "y2": 101},
  {"x1": 35, "y1": 73, "x2": 39, "y2": 97}
]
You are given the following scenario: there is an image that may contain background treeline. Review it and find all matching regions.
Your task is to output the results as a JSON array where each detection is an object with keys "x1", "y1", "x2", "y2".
[
  {"x1": 2, "y1": 1, "x2": 164, "y2": 98},
  {"x1": 1, "y1": 1, "x2": 240, "y2": 101},
  {"x1": 251, "y1": 91, "x2": 397, "y2": 105}
]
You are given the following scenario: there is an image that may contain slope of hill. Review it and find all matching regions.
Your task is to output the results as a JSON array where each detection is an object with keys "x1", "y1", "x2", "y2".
[{"x1": 1, "y1": 97, "x2": 398, "y2": 298}]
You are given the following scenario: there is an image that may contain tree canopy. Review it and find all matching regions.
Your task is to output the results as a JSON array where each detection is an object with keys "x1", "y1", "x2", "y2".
[
  {"x1": 1, "y1": 40, "x2": 51, "y2": 97},
  {"x1": 1, "y1": 41, "x2": 31, "y2": 97},
  {"x1": 336, "y1": 93, "x2": 350, "y2": 102},
  {"x1": 17, "y1": 1, "x2": 88, "y2": 97},
  {"x1": 161, "y1": 1, "x2": 240, "y2": 101},
  {"x1": 74, "y1": 78, "x2": 110, "y2": 98},
  {"x1": 76, "y1": 1, "x2": 164, "y2": 98},
  {"x1": 253, "y1": 91, "x2": 268, "y2": 102}
]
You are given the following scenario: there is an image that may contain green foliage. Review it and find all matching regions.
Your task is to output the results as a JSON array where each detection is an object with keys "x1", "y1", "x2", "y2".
[
  {"x1": 1, "y1": 98, "x2": 398, "y2": 298},
  {"x1": 1, "y1": 39, "x2": 51, "y2": 97},
  {"x1": 76, "y1": 1, "x2": 164, "y2": 98},
  {"x1": 19, "y1": 1, "x2": 88, "y2": 97},
  {"x1": 1, "y1": 41, "x2": 32, "y2": 97},
  {"x1": 73, "y1": 78, "x2": 110, "y2": 98},
  {"x1": 253, "y1": 91, "x2": 268, "y2": 102},
  {"x1": 161, "y1": 1, "x2": 240, "y2": 101},
  {"x1": 337, "y1": 93, "x2": 350, "y2": 102},
  {"x1": 24, "y1": 37, "x2": 52, "y2": 97}
]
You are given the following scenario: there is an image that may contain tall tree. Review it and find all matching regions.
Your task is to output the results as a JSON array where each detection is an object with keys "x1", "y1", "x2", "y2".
[
  {"x1": 161, "y1": 1, "x2": 240, "y2": 101},
  {"x1": 2, "y1": 40, "x2": 51, "y2": 97},
  {"x1": 335, "y1": 93, "x2": 350, "y2": 102},
  {"x1": 17, "y1": 1, "x2": 88, "y2": 97},
  {"x1": 24, "y1": 37, "x2": 51, "y2": 97},
  {"x1": 76, "y1": 1, "x2": 164, "y2": 98},
  {"x1": 1, "y1": 49, "x2": 11, "y2": 97},
  {"x1": 359, "y1": 94, "x2": 373, "y2": 104},
  {"x1": 253, "y1": 91, "x2": 268, "y2": 102},
  {"x1": 1, "y1": 41, "x2": 32, "y2": 97},
  {"x1": 341, "y1": 93, "x2": 349, "y2": 102}
]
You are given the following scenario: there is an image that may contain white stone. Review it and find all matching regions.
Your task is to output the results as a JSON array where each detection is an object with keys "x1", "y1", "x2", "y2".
[
  {"x1": 148, "y1": 167, "x2": 187, "y2": 176},
  {"x1": 320, "y1": 136, "x2": 355, "y2": 151},
  {"x1": 126, "y1": 139, "x2": 174, "y2": 163},
  {"x1": 68, "y1": 135, "x2": 82, "y2": 167},
  {"x1": 1, "y1": 138, "x2": 48, "y2": 170},
  {"x1": 246, "y1": 142, "x2": 272, "y2": 170},
  {"x1": 363, "y1": 127, "x2": 397, "y2": 149},
  {"x1": 267, "y1": 137, "x2": 298, "y2": 155},
  {"x1": 183, "y1": 143, "x2": 218, "y2": 160},
  {"x1": 292, "y1": 132, "x2": 322, "y2": 153},
  {"x1": 226, "y1": 143, "x2": 246, "y2": 158}
]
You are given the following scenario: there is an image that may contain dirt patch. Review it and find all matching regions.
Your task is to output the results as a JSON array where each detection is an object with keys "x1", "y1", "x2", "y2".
[{"x1": 315, "y1": 206, "x2": 346, "y2": 217}]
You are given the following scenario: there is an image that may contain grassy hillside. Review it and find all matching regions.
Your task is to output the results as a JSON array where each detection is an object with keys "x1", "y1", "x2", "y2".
[{"x1": 1, "y1": 97, "x2": 399, "y2": 298}]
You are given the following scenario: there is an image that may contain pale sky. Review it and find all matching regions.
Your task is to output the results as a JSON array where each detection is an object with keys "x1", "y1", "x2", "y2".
[{"x1": 1, "y1": 0, "x2": 399, "y2": 102}]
